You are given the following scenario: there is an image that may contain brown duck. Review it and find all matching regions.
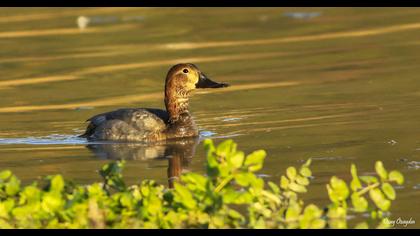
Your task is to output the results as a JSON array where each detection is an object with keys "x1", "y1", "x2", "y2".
[{"x1": 79, "y1": 63, "x2": 229, "y2": 142}]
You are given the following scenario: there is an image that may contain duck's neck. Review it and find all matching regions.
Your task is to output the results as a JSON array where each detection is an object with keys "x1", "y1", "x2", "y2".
[{"x1": 164, "y1": 86, "x2": 191, "y2": 123}]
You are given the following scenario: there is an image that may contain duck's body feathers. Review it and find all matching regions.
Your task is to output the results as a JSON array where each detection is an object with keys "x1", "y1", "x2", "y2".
[{"x1": 80, "y1": 108, "x2": 170, "y2": 142}]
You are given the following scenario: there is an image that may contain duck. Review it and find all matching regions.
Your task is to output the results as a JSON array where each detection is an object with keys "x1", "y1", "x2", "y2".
[{"x1": 79, "y1": 63, "x2": 229, "y2": 142}]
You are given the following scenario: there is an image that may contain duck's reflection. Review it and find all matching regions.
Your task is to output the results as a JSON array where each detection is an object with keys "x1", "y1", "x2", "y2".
[{"x1": 85, "y1": 137, "x2": 200, "y2": 188}]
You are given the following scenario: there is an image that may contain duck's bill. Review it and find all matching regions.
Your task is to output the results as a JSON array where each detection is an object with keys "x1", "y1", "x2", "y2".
[{"x1": 195, "y1": 73, "x2": 229, "y2": 89}]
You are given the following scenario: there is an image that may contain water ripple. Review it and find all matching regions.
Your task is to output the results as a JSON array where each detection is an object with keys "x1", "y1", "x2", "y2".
[
  {"x1": 0, "y1": 134, "x2": 87, "y2": 145},
  {"x1": 0, "y1": 130, "x2": 240, "y2": 146}
]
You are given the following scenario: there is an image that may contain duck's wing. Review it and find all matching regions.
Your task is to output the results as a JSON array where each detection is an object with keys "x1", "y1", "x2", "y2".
[{"x1": 79, "y1": 108, "x2": 170, "y2": 141}]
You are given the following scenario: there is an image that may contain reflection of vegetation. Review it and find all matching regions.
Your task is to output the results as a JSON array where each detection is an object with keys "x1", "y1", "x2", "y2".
[{"x1": 0, "y1": 139, "x2": 404, "y2": 229}]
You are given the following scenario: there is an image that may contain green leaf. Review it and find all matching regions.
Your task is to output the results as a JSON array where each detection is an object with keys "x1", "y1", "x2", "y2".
[
  {"x1": 375, "y1": 161, "x2": 388, "y2": 180},
  {"x1": 371, "y1": 210, "x2": 377, "y2": 219},
  {"x1": 327, "y1": 206, "x2": 346, "y2": 219},
  {"x1": 217, "y1": 164, "x2": 230, "y2": 178},
  {"x1": 42, "y1": 192, "x2": 63, "y2": 213},
  {"x1": 234, "y1": 172, "x2": 255, "y2": 187},
  {"x1": 223, "y1": 189, "x2": 243, "y2": 204},
  {"x1": 173, "y1": 182, "x2": 196, "y2": 209},
  {"x1": 99, "y1": 161, "x2": 126, "y2": 191},
  {"x1": 268, "y1": 181, "x2": 280, "y2": 194},
  {"x1": 327, "y1": 184, "x2": 339, "y2": 203},
  {"x1": 228, "y1": 209, "x2": 244, "y2": 221},
  {"x1": 0, "y1": 203, "x2": 9, "y2": 219},
  {"x1": 330, "y1": 176, "x2": 349, "y2": 201},
  {"x1": 350, "y1": 178, "x2": 362, "y2": 192},
  {"x1": 280, "y1": 176, "x2": 289, "y2": 190},
  {"x1": 244, "y1": 150, "x2": 266, "y2": 172},
  {"x1": 350, "y1": 164, "x2": 362, "y2": 191},
  {"x1": 381, "y1": 183, "x2": 396, "y2": 200},
  {"x1": 206, "y1": 152, "x2": 220, "y2": 178},
  {"x1": 0, "y1": 170, "x2": 12, "y2": 181},
  {"x1": 216, "y1": 139, "x2": 235, "y2": 157},
  {"x1": 140, "y1": 183, "x2": 150, "y2": 197},
  {"x1": 286, "y1": 167, "x2": 297, "y2": 180},
  {"x1": 300, "y1": 204, "x2": 324, "y2": 229},
  {"x1": 350, "y1": 164, "x2": 358, "y2": 178},
  {"x1": 230, "y1": 191, "x2": 253, "y2": 204},
  {"x1": 250, "y1": 178, "x2": 264, "y2": 190},
  {"x1": 359, "y1": 176, "x2": 378, "y2": 184},
  {"x1": 288, "y1": 182, "x2": 307, "y2": 193},
  {"x1": 369, "y1": 188, "x2": 391, "y2": 211},
  {"x1": 285, "y1": 203, "x2": 301, "y2": 222},
  {"x1": 1, "y1": 199, "x2": 14, "y2": 214},
  {"x1": 203, "y1": 139, "x2": 215, "y2": 154},
  {"x1": 21, "y1": 186, "x2": 41, "y2": 204},
  {"x1": 229, "y1": 151, "x2": 245, "y2": 169},
  {"x1": 351, "y1": 193, "x2": 368, "y2": 212},
  {"x1": 388, "y1": 170, "x2": 404, "y2": 185},
  {"x1": 119, "y1": 193, "x2": 134, "y2": 208},
  {"x1": 5, "y1": 176, "x2": 20, "y2": 196},
  {"x1": 50, "y1": 175, "x2": 65, "y2": 192},
  {"x1": 303, "y1": 204, "x2": 322, "y2": 219},
  {"x1": 299, "y1": 167, "x2": 312, "y2": 178},
  {"x1": 181, "y1": 173, "x2": 208, "y2": 192},
  {"x1": 100, "y1": 161, "x2": 125, "y2": 178},
  {"x1": 253, "y1": 202, "x2": 271, "y2": 218},
  {"x1": 296, "y1": 175, "x2": 309, "y2": 186}
]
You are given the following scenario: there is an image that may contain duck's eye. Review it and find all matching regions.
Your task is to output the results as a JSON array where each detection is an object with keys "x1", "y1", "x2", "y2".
[{"x1": 183, "y1": 69, "x2": 189, "y2": 73}]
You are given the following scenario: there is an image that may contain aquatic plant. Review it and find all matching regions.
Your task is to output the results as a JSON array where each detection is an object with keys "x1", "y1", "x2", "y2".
[{"x1": 0, "y1": 139, "x2": 404, "y2": 229}]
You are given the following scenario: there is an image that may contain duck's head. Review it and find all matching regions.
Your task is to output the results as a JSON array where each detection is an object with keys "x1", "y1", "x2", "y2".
[
  {"x1": 164, "y1": 63, "x2": 229, "y2": 121},
  {"x1": 165, "y1": 63, "x2": 229, "y2": 95}
]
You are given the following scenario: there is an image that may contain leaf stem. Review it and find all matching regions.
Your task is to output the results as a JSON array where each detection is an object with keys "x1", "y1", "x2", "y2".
[
  {"x1": 357, "y1": 182, "x2": 380, "y2": 196},
  {"x1": 215, "y1": 175, "x2": 234, "y2": 193}
]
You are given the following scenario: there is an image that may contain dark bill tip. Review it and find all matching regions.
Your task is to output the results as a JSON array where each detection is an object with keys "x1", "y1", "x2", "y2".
[
  {"x1": 214, "y1": 82, "x2": 230, "y2": 88},
  {"x1": 196, "y1": 73, "x2": 230, "y2": 89}
]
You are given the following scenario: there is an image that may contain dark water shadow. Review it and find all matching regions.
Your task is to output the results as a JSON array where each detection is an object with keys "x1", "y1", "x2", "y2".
[{"x1": 85, "y1": 137, "x2": 200, "y2": 188}]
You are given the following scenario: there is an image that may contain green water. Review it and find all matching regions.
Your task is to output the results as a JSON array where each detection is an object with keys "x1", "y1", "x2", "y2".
[{"x1": 0, "y1": 7, "x2": 419, "y2": 228}]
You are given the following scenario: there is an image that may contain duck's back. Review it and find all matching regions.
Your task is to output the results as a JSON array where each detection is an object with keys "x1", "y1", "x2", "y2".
[{"x1": 80, "y1": 108, "x2": 170, "y2": 142}]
